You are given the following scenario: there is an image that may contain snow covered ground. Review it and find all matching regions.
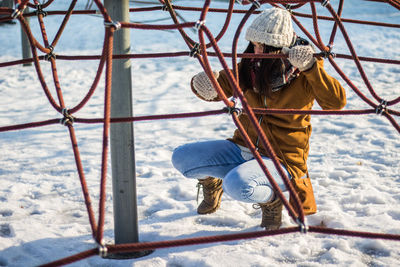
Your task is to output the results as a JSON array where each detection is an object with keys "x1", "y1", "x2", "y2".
[{"x1": 0, "y1": 0, "x2": 399, "y2": 266}]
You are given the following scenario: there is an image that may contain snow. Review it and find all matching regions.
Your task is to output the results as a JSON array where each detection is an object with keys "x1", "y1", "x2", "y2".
[{"x1": 0, "y1": 0, "x2": 399, "y2": 266}]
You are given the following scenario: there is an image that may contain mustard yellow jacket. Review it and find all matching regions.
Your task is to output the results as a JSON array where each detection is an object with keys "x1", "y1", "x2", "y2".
[{"x1": 191, "y1": 59, "x2": 346, "y2": 214}]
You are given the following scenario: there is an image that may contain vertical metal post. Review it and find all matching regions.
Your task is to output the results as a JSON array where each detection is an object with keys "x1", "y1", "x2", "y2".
[
  {"x1": 0, "y1": 0, "x2": 14, "y2": 23},
  {"x1": 21, "y1": 7, "x2": 32, "y2": 66},
  {"x1": 103, "y1": 0, "x2": 138, "y2": 245},
  {"x1": 0, "y1": 0, "x2": 32, "y2": 65}
]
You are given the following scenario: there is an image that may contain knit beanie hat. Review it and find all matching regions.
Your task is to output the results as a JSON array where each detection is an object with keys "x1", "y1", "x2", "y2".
[{"x1": 245, "y1": 8, "x2": 295, "y2": 48}]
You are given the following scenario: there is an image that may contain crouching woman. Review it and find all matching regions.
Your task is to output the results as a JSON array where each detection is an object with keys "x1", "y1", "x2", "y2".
[{"x1": 172, "y1": 8, "x2": 346, "y2": 230}]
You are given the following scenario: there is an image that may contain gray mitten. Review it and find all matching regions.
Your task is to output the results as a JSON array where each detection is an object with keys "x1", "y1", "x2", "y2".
[
  {"x1": 192, "y1": 70, "x2": 220, "y2": 100},
  {"x1": 282, "y1": 44, "x2": 316, "y2": 72}
]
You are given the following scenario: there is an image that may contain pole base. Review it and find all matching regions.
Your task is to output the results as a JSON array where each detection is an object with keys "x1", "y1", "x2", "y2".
[{"x1": 104, "y1": 249, "x2": 154, "y2": 260}]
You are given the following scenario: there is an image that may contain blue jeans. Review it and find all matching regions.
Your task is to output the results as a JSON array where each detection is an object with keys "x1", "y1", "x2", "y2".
[{"x1": 171, "y1": 140, "x2": 290, "y2": 204}]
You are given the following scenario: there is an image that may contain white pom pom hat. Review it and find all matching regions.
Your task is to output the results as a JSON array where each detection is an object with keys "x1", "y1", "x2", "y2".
[{"x1": 245, "y1": 8, "x2": 295, "y2": 48}]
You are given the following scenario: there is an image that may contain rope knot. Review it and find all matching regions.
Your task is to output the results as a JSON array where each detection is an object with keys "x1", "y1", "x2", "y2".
[
  {"x1": 189, "y1": 43, "x2": 201, "y2": 57},
  {"x1": 35, "y1": 4, "x2": 48, "y2": 17},
  {"x1": 60, "y1": 108, "x2": 75, "y2": 126},
  {"x1": 375, "y1": 100, "x2": 388, "y2": 115}
]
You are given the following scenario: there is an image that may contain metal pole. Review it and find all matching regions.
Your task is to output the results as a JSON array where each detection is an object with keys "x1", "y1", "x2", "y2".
[
  {"x1": 20, "y1": 7, "x2": 32, "y2": 66},
  {"x1": 0, "y1": 0, "x2": 15, "y2": 24},
  {"x1": 103, "y1": 0, "x2": 139, "y2": 246}
]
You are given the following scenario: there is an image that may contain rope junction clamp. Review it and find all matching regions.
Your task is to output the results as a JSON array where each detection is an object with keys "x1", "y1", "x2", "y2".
[
  {"x1": 44, "y1": 45, "x2": 56, "y2": 61},
  {"x1": 189, "y1": 43, "x2": 201, "y2": 57},
  {"x1": 375, "y1": 100, "x2": 388, "y2": 115},
  {"x1": 285, "y1": 5, "x2": 294, "y2": 14},
  {"x1": 162, "y1": 4, "x2": 169, "y2": 11},
  {"x1": 35, "y1": 4, "x2": 48, "y2": 17},
  {"x1": 319, "y1": 44, "x2": 336, "y2": 59},
  {"x1": 104, "y1": 21, "x2": 121, "y2": 30},
  {"x1": 97, "y1": 239, "x2": 108, "y2": 258},
  {"x1": 321, "y1": 0, "x2": 330, "y2": 7},
  {"x1": 194, "y1": 20, "x2": 205, "y2": 31},
  {"x1": 11, "y1": 5, "x2": 26, "y2": 19},
  {"x1": 295, "y1": 218, "x2": 309, "y2": 234},
  {"x1": 223, "y1": 99, "x2": 242, "y2": 116},
  {"x1": 251, "y1": 0, "x2": 261, "y2": 9},
  {"x1": 60, "y1": 108, "x2": 75, "y2": 126}
]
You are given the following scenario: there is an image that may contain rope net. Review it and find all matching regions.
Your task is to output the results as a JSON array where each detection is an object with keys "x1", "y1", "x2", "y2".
[{"x1": 0, "y1": 0, "x2": 399, "y2": 266}]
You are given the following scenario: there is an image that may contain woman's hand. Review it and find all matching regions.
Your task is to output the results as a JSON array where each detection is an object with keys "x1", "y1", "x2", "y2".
[
  {"x1": 282, "y1": 45, "x2": 316, "y2": 72},
  {"x1": 192, "y1": 70, "x2": 220, "y2": 101}
]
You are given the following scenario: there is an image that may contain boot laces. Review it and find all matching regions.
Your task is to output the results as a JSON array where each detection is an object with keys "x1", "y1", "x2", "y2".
[
  {"x1": 196, "y1": 182, "x2": 202, "y2": 204},
  {"x1": 196, "y1": 178, "x2": 222, "y2": 205}
]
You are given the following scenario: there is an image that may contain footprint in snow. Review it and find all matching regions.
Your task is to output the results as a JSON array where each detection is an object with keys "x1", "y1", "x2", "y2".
[
  {"x1": 195, "y1": 216, "x2": 245, "y2": 228},
  {"x1": 0, "y1": 210, "x2": 12, "y2": 217},
  {"x1": 168, "y1": 185, "x2": 194, "y2": 201},
  {"x1": 0, "y1": 256, "x2": 8, "y2": 267},
  {"x1": 0, "y1": 224, "x2": 14, "y2": 237}
]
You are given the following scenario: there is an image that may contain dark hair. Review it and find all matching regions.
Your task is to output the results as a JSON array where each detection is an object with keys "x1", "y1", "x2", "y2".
[{"x1": 238, "y1": 42, "x2": 282, "y2": 96}]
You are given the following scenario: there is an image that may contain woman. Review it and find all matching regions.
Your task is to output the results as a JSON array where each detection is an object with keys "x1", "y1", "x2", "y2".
[{"x1": 172, "y1": 8, "x2": 346, "y2": 230}]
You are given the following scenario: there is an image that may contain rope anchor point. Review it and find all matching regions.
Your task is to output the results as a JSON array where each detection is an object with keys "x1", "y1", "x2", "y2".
[
  {"x1": 104, "y1": 21, "x2": 121, "y2": 31},
  {"x1": 295, "y1": 218, "x2": 309, "y2": 234},
  {"x1": 97, "y1": 239, "x2": 108, "y2": 258}
]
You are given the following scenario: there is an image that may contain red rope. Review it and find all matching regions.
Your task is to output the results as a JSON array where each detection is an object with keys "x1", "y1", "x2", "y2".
[
  {"x1": 39, "y1": 225, "x2": 400, "y2": 266},
  {"x1": 50, "y1": 0, "x2": 77, "y2": 48},
  {"x1": 292, "y1": 11, "x2": 400, "y2": 29},
  {"x1": 2, "y1": 51, "x2": 399, "y2": 69},
  {"x1": 95, "y1": 24, "x2": 115, "y2": 244},
  {"x1": 68, "y1": 30, "x2": 109, "y2": 114},
  {"x1": 0, "y1": 119, "x2": 59, "y2": 132},
  {"x1": 325, "y1": 4, "x2": 388, "y2": 105},
  {"x1": 66, "y1": 123, "x2": 98, "y2": 236},
  {"x1": 3, "y1": 107, "x2": 397, "y2": 134},
  {"x1": 18, "y1": 15, "x2": 61, "y2": 111}
]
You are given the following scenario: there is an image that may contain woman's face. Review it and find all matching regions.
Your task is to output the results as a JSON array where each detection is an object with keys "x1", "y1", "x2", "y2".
[{"x1": 251, "y1": 41, "x2": 264, "y2": 54}]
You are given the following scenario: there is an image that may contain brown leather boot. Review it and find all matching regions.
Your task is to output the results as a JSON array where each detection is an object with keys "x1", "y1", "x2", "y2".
[
  {"x1": 196, "y1": 177, "x2": 223, "y2": 214},
  {"x1": 253, "y1": 195, "x2": 283, "y2": 230}
]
